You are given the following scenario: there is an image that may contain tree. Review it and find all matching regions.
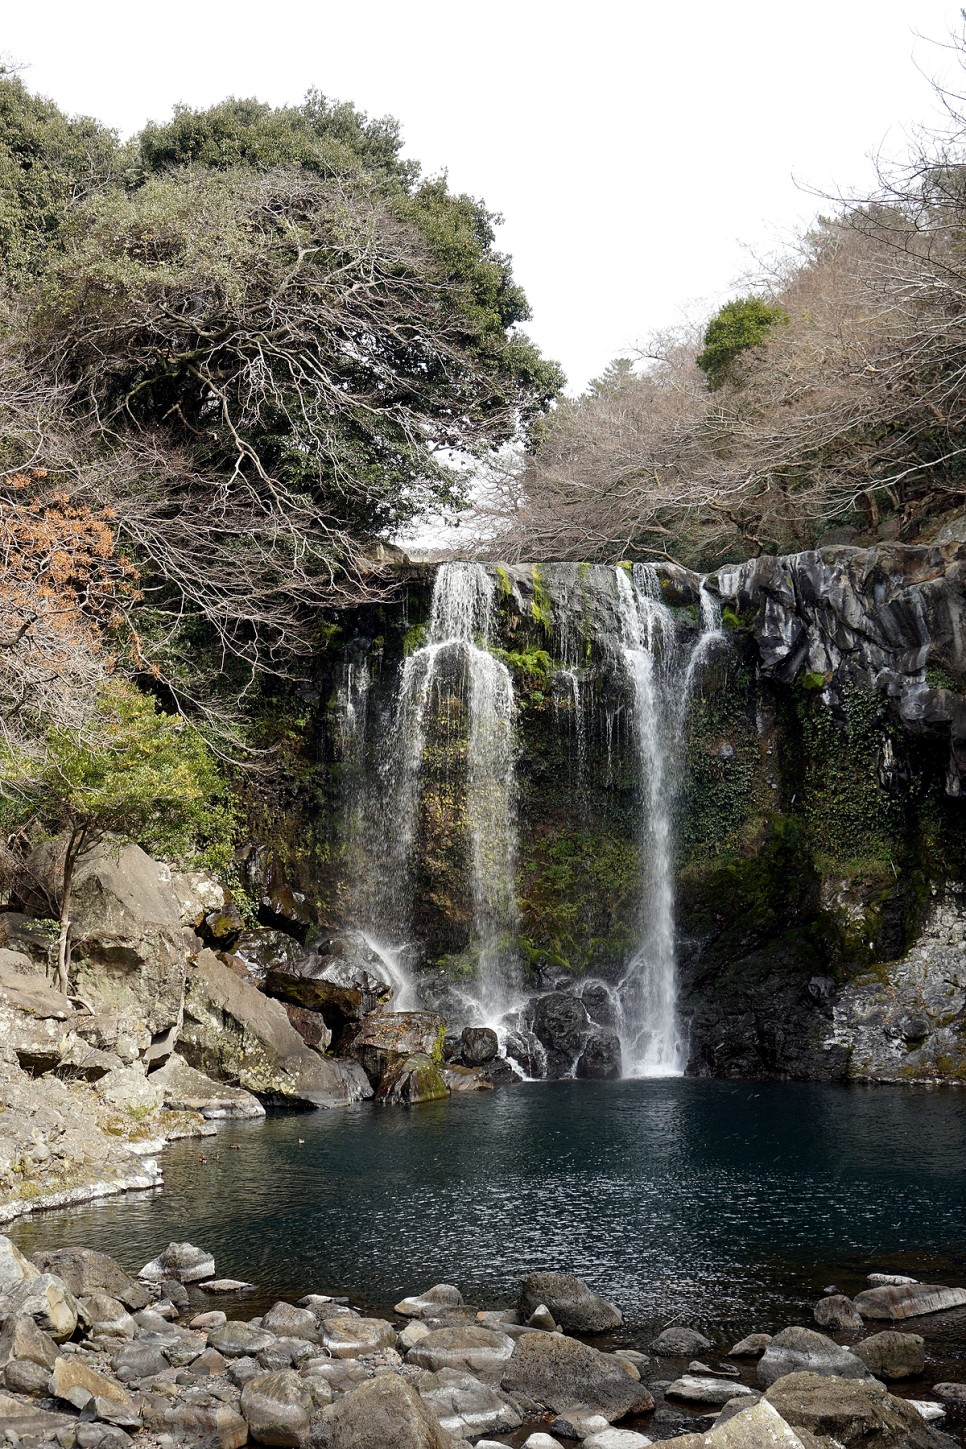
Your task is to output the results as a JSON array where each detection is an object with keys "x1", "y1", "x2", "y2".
[
  {"x1": 0, "y1": 682, "x2": 226, "y2": 992},
  {"x1": 695, "y1": 297, "x2": 789, "y2": 390}
]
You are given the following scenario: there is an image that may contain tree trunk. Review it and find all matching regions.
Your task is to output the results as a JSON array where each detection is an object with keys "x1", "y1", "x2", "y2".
[{"x1": 54, "y1": 833, "x2": 82, "y2": 995}]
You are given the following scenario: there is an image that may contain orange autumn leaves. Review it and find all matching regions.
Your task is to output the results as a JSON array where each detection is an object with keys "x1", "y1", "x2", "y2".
[{"x1": 0, "y1": 470, "x2": 137, "y2": 671}]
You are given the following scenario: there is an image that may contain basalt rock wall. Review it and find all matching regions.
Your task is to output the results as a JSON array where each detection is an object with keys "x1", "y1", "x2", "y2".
[{"x1": 247, "y1": 546, "x2": 966, "y2": 1085}]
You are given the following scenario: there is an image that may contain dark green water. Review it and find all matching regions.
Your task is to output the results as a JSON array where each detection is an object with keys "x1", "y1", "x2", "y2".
[{"x1": 11, "y1": 1080, "x2": 966, "y2": 1347}]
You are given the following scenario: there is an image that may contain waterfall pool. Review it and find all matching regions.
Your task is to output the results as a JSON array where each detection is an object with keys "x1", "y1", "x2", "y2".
[{"x1": 10, "y1": 1079, "x2": 966, "y2": 1355}]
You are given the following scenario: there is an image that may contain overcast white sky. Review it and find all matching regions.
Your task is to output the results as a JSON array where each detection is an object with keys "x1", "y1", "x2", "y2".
[{"x1": 5, "y1": 0, "x2": 963, "y2": 392}]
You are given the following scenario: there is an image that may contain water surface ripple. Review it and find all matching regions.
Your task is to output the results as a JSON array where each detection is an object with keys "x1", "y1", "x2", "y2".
[{"x1": 12, "y1": 1080, "x2": 966, "y2": 1344}]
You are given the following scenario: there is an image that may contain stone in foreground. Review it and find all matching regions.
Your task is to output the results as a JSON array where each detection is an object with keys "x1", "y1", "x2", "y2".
[
  {"x1": 240, "y1": 1368, "x2": 312, "y2": 1446},
  {"x1": 501, "y1": 1331, "x2": 654, "y2": 1421},
  {"x1": 765, "y1": 1371, "x2": 951, "y2": 1447},
  {"x1": 415, "y1": 1366, "x2": 524, "y2": 1436},
  {"x1": 518, "y1": 1271, "x2": 623, "y2": 1333},
  {"x1": 657, "y1": 1398, "x2": 813, "y2": 1446},
  {"x1": 312, "y1": 1373, "x2": 453, "y2": 1448},
  {"x1": 407, "y1": 1326, "x2": 515, "y2": 1383}
]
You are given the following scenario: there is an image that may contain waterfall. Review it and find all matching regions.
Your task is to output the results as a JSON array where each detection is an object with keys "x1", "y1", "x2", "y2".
[
  {"x1": 613, "y1": 565, "x2": 722, "y2": 1077},
  {"x1": 377, "y1": 563, "x2": 521, "y2": 1022}
]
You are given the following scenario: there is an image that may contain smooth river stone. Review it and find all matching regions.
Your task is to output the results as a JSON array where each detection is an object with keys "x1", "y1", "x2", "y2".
[
  {"x1": 407, "y1": 1326, "x2": 515, "y2": 1384},
  {"x1": 852, "y1": 1283, "x2": 966, "y2": 1320},
  {"x1": 666, "y1": 1375, "x2": 757, "y2": 1407},
  {"x1": 320, "y1": 1317, "x2": 396, "y2": 1358}
]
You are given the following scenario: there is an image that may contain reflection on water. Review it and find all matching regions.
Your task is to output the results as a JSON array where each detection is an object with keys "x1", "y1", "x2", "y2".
[{"x1": 10, "y1": 1080, "x2": 966, "y2": 1343}]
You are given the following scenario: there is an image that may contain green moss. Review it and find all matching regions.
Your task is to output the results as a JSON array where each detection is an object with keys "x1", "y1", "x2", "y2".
[
  {"x1": 530, "y1": 564, "x2": 553, "y2": 632},
  {"x1": 491, "y1": 645, "x2": 555, "y2": 682},
  {"x1": 518, "y1": 828, "x2": 639, "y2": 975},
  {"x1": 495, "y1": 566, "x2": 513, "y2": 597},
  {"x1": 403, "y1": 623, "x2": 428, "y2": 656}
]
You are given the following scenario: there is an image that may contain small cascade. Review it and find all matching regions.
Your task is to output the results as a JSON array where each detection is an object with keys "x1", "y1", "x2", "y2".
[
  {"x1": 376, "y1": 563, "x2": 522, "y2": 1023},
  {"x1": 612, "y1": 564, "x2": 723, "y2": 1077}
]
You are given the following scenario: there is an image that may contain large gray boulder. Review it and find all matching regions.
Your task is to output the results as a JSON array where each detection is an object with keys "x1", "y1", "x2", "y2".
[
  {"x1": 29, "y1": 841, "x2": 188, "y2": 1034},
  {"x1": 518, "y1": 1272, "x2": 622, "y2": 1333},
  {"x1": 240, "y1": 1368, "x2": 312, "y2": 1446},
  {"x1": 319, "y1": 1317, "x2": 396, "y2": 1359},
  {"x1": 758, "y1": 1327, "x2": 871, "y2": 1387},
  {"x1": 407, "y1": 1326, "x2": 515, "y2": 1384},
  {"x1": 28, "y1": 1248, "x2": 148, "y2": 1312},
  {"x1": 501, "y1": 1332, "x2": 654, "y2": 1421},
  {"x1": 312, "y1": 1373, "x2": 455, "y2": 1449},
  {"x1": 180, "y1": 949, "x2": 365, "y2": 1107},
  {"x1": 655, "y1": 1398, "x2": 817, "y2": 1447},
  {"x1": 2, "y1": 1274, "x2": 79, "y2": 1341},
  {"x1": 665, "y1": 1375, "x2": 757, "y2": 1407},
  {"x1": 148, "y1": 1053, "x2": 265, "y2": 1119},
  {"x1": 415, "y1": 1367, "x2": 523, "y2": 1437},
  {"x1": 650, "y1": 1326, "x2": 712, "y2": 1356},
  {"x1": 0, "y1": 1238, "x2": 39, "y2": 1297},
  {"x1": 352, "y1": 1012, "x2": 445, "y2": 1089},
  {"x1": 765, "y1": 1370, "x2": 953, "y2": 1446},
  {"x1": 852, "y1": 1282, "x2": 966, "y2": 1320},
  {"x1": 0, "y1": 1315, "x2": 58, "y2": 1371},
  {"x1": 854, "y1": 1331, "x2": 925, "y2": 1380}
]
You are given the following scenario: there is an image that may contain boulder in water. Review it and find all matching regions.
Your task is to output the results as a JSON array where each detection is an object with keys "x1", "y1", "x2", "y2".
[
  {"x1": 353, "y1": 1012, "x2": 445, "y2": 1089},
  {"x1": 853, "y1": 1331, "x2": 925, "y2": 1380},
  {"x1": 852, "y1": 1282, "x2": 966, "y2": 1320},
  {"x1": 518, "y1": 1272, "x2": 622, "y2": 1333},
  {"x1": 765, "y1": 1370, "x2": 951, "y2": 1446},
  {"x1": 576, "y1": 1027, "x2": 623, "y2": 1080},
  {"x1": 501, "y1": 1331, "x2": 654, "y2": 1420},
  {"x1": 531, "y1": 992, "x2": 591, "y2": 1074},
  {"x1": 650, "y1": 1326, "x2": 712, "y2": 1356},
  {"x1": 814, "y1": 1294, "x2": 863, "y2": 1331},
  {"x1": 459, "y1": 1026, "x2": 499, "y2": 1066},
  {"x1": 758, "y1": 1328, "x2": 871, "y2": 1387}
]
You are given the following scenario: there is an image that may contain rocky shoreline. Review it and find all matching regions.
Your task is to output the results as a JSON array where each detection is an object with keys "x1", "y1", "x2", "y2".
[{"x1": 0, "y1": 1238, "x2": 964, "y2": 1448}]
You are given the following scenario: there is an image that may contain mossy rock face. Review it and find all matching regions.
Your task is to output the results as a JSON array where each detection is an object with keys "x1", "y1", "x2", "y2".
[{"x1": 380, "y1": 1053, "x2": 449, "y2": 1105}]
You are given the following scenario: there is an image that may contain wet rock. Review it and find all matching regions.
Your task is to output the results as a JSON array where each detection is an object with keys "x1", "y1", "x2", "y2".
[
  {"x1": 139, "y1": 1241, "x2": 215, "y2": 1283},
  {"x1": 29, "y1": 1247, "x2": 149, "y2": 1311},
  {"x1": 814, "y1": 1294, "x2": 864, "y2": 1331},
  {"x1": 209, "y1": 1322, "x2": 279, "y2": 1358},
  {"x1": 459, "y1": 1026, "x2": 498, "y2": 1066},
  {"x1": 758, "y1": 1328, "x2": 871, "y2": 1387},
  {"x1": 439, "y1": 1064, "x2": 492, "y2": 1094},
  {"x1": 854, "y1": 1330, "x2": 925, "y2": 1380},
  {"x1": 240, "y1": 1368, "x2": 312, "y2": 1446},
  {"x1": 201, "y1": 1277, "x2": 258, "y2": 1294},
  {"x1": 933, "y1": 1382, "x2": 966, "y2": 1405},
  {"x1": 3, "y1": 1272, "x2": 79, "y2": 1340},
  {"x1": 312, "y1": 1372, "x2": 454, "y2": 1449},
  {"x1": 415, "y1": 1366, "x2": 524, "y2": 1436},
  {"x1": 666, "y1": 1375, "x2": 757, "y2": 1407},
  {"x1": 650, "y1": 1326, "x2": 712, "y2": 1356},
  {"x1": 381, "y1": 1052, "x2": 450, "y2": 1105},
  {"x1": 262, "y1": 1302, "x2": 319, "y2": 1342},
  {"x1": 549, "y1": 1408, "x2": 612, "y2": 1438},
  {"x1": 531, "y1": 993, "x2": 591, "y2": 1075},
  {"x1": 852, "y1": 1282, "x2": 966, "y2": 1320},
  {"x1": 480, "y1": 1056, "x2": 524, "y2": 1087},
  {"x1": 575, "y1": 1027, "x2": 623, "y2": 1081},
  {"x1": 732, "y1": 1337, "x2": 779, "y2": 1379},
  {"x1": 148, "y1": 1054, "x2": 265, "y2": 1119},
  {"x1": 396, "y1": 1284, "x2": 464, "y2": 1317},
  {"x1": 265, "y1": 947, "x2": 392, "y2": 1028},
  {"x1": 522, "y1": 1436, "x2": 565, "y2": 1449},
  {"x1": 519, "y1": 1272, "x2": 622, "y2": 1333},
  {"x1": 867, "y1": 1273, "x2": 918, "y2": 1287},
  {"x1": 764, "y1": 1370, "x2": 952, "y2": 1446},
  {"x1": 352, "y1": 1012, "x2": 445, "y2": 1088},
  {"x1": 319, "y1": 1316, "x2": 396, "y2": 1358},
  {"x1": 407, "y1": 1326, "x2": 515, "y2": 1383},
  {"x1": 501, "y1": 1330, "x2": 654, "y2": 1420}
]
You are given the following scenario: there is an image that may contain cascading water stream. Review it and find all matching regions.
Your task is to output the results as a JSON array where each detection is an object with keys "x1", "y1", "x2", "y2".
[
  {"x1": 613, "y1": 565, "x2": 722, "y2": 1077},
  {"x1": 374, "y1": 563, "x2": 522, "y2": 1024}
]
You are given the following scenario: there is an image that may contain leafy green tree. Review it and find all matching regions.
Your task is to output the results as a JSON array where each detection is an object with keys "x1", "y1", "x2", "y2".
[
  {"x1": 0, "y1": 682, "x2": 227, "y2": 992},
  {"x1": 0, "y1": 72, "x2": 119, "y2": 287},
  {"x1": 696, "y1": 297, "x2": 788, "y2": 390}
]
